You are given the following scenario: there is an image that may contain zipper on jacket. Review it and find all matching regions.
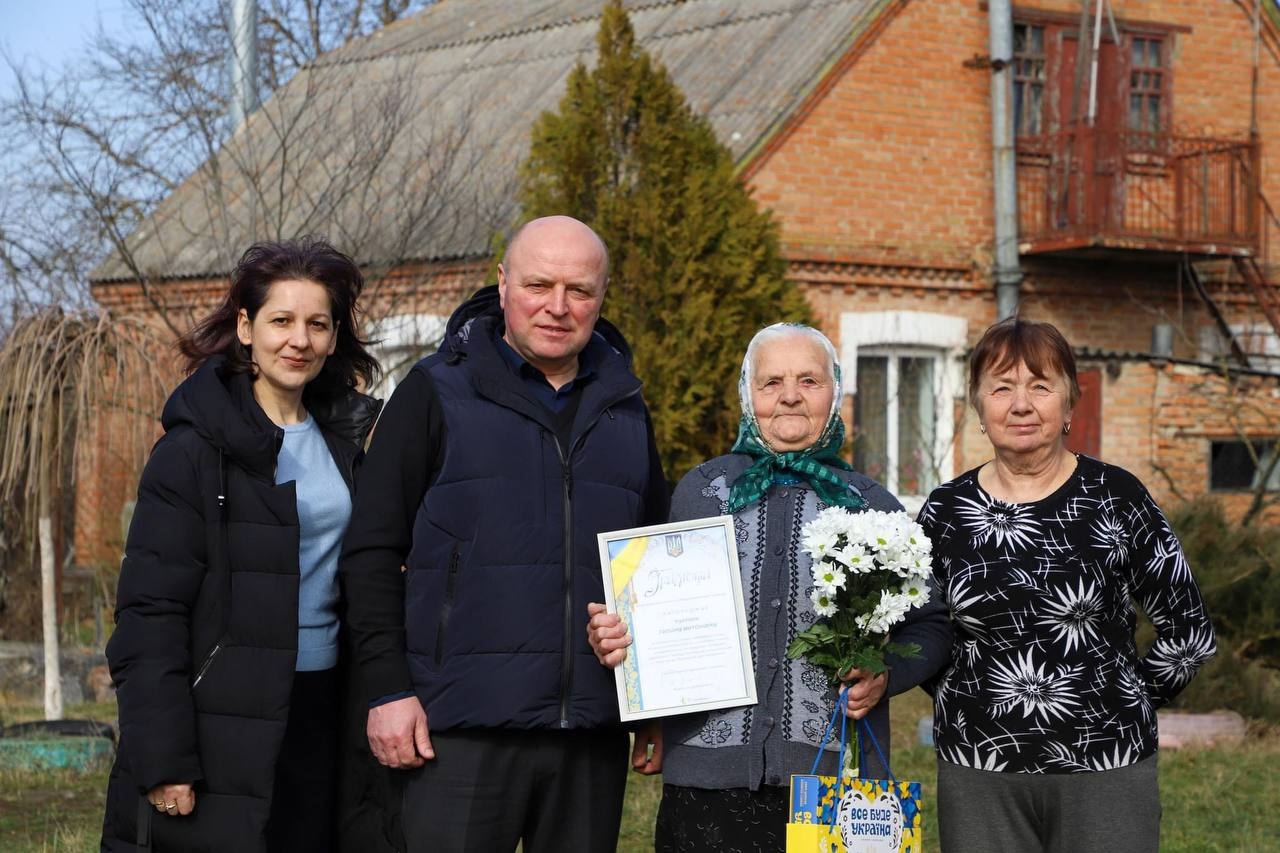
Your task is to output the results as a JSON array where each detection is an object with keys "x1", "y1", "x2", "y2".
[
  {"x1": 434, "y1": 545, "x2": 462, "y2": 666},
  {"x1": 555, "y1": 436, "x2": 574, "y2": 728},
  {"x1": 549, "y1": 392, "x2": 641, "y2": 728},
  {"x1": 217, "y1": 450, "x2": 226, "y2": 509},
  {"x1": 191, "y1": 642, "x2": 222, "y2": 690}
]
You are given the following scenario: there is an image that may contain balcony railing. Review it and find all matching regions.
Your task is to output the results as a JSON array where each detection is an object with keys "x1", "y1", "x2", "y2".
[{"x1": 1016, "y1": 129, "x2": 1259, "y2": 256}]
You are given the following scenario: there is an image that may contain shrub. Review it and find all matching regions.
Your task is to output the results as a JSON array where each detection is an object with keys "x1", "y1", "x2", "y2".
[{"x1": 1161, "y1": 496, "x2": 1280, "y2": 721}]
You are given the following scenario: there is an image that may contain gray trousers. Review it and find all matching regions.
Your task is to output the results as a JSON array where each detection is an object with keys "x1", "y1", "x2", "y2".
[{"x1": 937, "y1": 755, "x2": 1160, "y2": 853}]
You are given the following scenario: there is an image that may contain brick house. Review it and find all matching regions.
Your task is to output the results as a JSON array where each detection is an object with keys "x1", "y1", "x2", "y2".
[{"x1": 81, "y1": 0, "x2": 1280, "y2": 568}]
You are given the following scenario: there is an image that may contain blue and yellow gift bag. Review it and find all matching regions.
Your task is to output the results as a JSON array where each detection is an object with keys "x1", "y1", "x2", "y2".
[{"x1": 787, "y1": 690, "x2": 923, "y2": 853}]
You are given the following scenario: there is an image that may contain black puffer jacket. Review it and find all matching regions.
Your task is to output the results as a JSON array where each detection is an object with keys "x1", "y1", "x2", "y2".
[{"x1": 101, "y1": 356, "x2": 380, "y2": 853}]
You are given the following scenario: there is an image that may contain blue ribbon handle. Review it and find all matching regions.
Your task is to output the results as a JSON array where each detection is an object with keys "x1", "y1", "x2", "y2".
[
  {"x1": 808, "y1": 686, "x2": 849, "y2": 775},
  {"x1": 858, "y1": 716, "x2": 899, "y2": 786},
  {"x1": 807, "y1": 689, "x2": 905, "y2": 832},
  {"x1": 806, "y1": 687, "x2": 850, "y2": 831}
]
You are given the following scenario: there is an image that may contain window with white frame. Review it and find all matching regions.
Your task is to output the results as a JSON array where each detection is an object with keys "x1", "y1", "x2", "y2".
[
  {"x1": 366, "y1": 313, "x2": 447, "y2": 398},
  {"x1": 840, "y1": 311, "x2": 967, "y2": 506},
  {"x1": 854, "y1": 349, "x2": 939, "y2": 496}
]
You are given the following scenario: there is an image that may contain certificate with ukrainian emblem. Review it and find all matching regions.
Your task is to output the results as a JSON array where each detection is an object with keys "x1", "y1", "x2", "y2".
[{"x1": 597, "y1": 516, "x2": 757, "y2": 722}]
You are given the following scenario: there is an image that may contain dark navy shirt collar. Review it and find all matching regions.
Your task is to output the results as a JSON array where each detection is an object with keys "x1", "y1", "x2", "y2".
[{"x1": 494, "y1": 328, "x2": 596, "y2": 412}]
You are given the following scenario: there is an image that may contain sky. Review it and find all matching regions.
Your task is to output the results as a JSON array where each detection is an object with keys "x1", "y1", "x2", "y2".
[{"x1": 1, "y1": 0, "x2": 135, "y2": 96}]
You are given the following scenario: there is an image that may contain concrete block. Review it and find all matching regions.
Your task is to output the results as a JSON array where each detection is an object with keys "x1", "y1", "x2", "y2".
[{"x1": 1158, "y1": 711, "x2": 1246, "y2": 749}]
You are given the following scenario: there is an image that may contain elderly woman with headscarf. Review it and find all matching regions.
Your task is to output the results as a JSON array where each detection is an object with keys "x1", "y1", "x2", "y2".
[
  {"x1": 588, "y1": 323, "x2": 952, "y2": 852},
  {"x1": 918, "y1": 317, "x2": 1216, "y2": 853}
]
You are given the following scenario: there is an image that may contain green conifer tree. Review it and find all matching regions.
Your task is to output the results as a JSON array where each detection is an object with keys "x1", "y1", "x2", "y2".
[{"x1": 519, "y1": 0, "x2": 812, "y2": 481}]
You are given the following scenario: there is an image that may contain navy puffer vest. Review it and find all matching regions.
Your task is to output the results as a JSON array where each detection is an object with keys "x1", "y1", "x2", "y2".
[{"x1": 403, "y1": 315, "x2": 654, "y2": 730}]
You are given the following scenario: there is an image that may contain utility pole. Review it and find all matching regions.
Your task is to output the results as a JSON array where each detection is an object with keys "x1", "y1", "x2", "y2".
[{"x1": 229, "y1": 0, "x2": 260, "y2": 130}]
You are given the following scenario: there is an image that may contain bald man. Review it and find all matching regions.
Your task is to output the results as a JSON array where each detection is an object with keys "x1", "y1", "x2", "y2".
[{"x1": 340, "y1": 216, "x2": 668, "y2": 851}]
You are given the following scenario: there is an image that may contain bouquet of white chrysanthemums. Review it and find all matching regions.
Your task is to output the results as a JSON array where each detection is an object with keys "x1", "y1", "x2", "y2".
[{"x1": 786, "y1": 507, "x2": 935, "y2": 685}]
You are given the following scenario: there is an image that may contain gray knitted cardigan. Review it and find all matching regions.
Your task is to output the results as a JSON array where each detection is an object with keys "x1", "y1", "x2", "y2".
[{"x1": 659, "y1": 454, "x2": 952, "y2": 790}]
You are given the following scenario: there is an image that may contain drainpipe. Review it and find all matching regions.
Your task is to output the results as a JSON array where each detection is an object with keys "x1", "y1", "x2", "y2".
[
  {"x1": 1253, "y1": 0, "x2": 1264, "y2": 254},
  {"x1": 229, "y1": 0, "x2": 260, "y2": 130},
  {"x1": 989, "y1": 0, "x2": 1023, "y2": 320},
  {"x1": 1252, "y1": 0, "x2": 1260, "y2": 140}
]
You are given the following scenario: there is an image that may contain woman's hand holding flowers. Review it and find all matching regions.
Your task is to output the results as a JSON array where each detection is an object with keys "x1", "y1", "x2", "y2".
[{"x1": 839, "y1": 667, "x2": 888, "y2": 720}]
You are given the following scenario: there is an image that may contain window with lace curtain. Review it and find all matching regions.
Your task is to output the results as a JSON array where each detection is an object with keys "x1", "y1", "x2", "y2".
[
  {"x1": 853, "y1": 349, "x2": 940, "y2": 498},
  {"x1": 840, "y1": 311, "x2": 966, "y2": 505}
]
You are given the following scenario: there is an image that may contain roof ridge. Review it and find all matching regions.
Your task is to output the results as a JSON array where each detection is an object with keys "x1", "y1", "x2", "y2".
[
  {"x1": 312, "y1": 0, "x2": 679, "y2": 69},
  {"x1": 311, "y1": 0, "x2": 843, "y2": 70}
]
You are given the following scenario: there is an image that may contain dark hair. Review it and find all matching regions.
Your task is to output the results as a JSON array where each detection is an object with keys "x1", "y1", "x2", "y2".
[
  {"x1": 178, "y1": 238, "x2": 379, "y2": 401},
  {"x1": 967, "y1": 316, "x2": 1081, "y2": 411}
]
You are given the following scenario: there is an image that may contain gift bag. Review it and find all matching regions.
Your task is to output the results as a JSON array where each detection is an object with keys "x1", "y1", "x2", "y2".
[{"x1": 787, "y1": 689, "x2": 924, "y2": 853}]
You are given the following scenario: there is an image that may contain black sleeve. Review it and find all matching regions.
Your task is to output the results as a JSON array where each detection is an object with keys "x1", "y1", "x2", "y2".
[
  {"x1": 1125, "y1": 479, "x2": 1217, "y2": 707},
  {"x1": 640, "y1": 407, "x2": 670, "y2": 526},
  {"x1": 859, "y1": 479, "x2": 953, "y2": 696},
  {"x1": 885, "y1": 580, "x2": 953, "y2": 698},
  {"x1": 106, "y1": 436, "x2": 208, "y2": 791},
  {"x1": 339, "y1": 366, "x2": 446, "y2": 703}
]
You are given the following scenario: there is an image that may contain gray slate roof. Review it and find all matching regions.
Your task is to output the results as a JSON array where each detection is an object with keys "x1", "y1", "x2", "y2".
[{"x1": 93, "y1": 0, "x2": 886, "y2": 283}]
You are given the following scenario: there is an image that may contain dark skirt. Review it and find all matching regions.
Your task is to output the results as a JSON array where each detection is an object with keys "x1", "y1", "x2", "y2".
[{"x1": 654, "y1": 784, "x2": 790, "y2": 853}]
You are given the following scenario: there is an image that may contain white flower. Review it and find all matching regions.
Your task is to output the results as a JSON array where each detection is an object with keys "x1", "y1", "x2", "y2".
[
  {"x1": 871, "y1": 589, "x2": 912, "y2": 631},
  {"x1": 801, "y1": 528, "x2": 838, "y2": 560},
  {"x1": 812, "y1": 589, "x2": 839, "y2": 617},
  {"x1": 798, "y1": 507, "x2": 937, "y2": 648},
  {"x1": 831, "y1": 544, "x2": 871, "y2": 573},
  {"x1": 907, "y1": 553, "x2": 933, "y2": 579},
  {"x1": 901, "y1": 578, "x2": 931, "y2": 607},
  {"x1": 813, "y1": 562, "x2": 847, "y2": 593}
]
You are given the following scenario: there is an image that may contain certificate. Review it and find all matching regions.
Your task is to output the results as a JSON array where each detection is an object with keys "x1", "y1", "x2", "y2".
[{"x1": 597, "y1": 515, "x2": 757, "y2": 722}]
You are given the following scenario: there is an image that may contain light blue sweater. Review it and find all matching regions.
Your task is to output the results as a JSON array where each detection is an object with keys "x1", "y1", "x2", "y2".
[{"x1": 276, "y1": 415, "x2": 350, "y2": 671}]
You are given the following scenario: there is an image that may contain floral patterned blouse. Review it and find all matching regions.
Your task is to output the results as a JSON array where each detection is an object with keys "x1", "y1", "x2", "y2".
[{"x1": 917, "y1": 454, "x2": 1215, "y2": 774}]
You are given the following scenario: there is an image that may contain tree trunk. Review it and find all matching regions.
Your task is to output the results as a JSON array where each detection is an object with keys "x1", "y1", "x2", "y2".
[{"x1": 40, "y1": 488, "x2": 63, "y2": 720}]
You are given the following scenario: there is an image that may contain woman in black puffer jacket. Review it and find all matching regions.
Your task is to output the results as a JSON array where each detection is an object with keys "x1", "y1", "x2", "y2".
[{"x1": 101, "y1": 239, "x2": 386, "y2": 853}]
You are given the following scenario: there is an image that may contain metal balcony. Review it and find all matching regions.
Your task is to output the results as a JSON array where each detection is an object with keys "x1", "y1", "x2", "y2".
[{"x1": 1016, "y1": 129, "x2": 1259, "y2": 258}]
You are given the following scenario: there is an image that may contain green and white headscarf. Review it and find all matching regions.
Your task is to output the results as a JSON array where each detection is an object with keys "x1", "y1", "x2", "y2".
[{"x1": 728, "y1": 323, "x2": 867, "y2": 513}]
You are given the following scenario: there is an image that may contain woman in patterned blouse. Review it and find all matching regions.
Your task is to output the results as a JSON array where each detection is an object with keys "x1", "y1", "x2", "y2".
[{"x1": 918, "y1": 317, "x2": 1216, "y2": 853}]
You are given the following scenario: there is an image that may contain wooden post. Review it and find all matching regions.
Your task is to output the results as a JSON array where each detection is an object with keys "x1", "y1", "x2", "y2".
[{"x1": 39, "y1": 476, "x2": 63, "y2": 721}]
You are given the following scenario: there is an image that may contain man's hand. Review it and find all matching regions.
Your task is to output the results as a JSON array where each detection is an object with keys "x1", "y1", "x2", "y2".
[
  {"x1": 146, "y1": 782, "x2": 195, "y2": 816},
  {"x1": 586, "y1": 602, "x2": 632, "y2": 667},
  {"x1": 840, "y1": 668, "x2": 888, "y2": 720},
  {"x1": 631, "y1": 720, "x2": 663, "y2": 775},
  {"x1": 367, "y1": 695, "x2": 434, "y2": 768}
]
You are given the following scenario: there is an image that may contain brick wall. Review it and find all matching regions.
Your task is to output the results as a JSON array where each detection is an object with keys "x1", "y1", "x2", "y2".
[{"x1": 750, "y1": 0, "x2": 1280, "y2": 519}]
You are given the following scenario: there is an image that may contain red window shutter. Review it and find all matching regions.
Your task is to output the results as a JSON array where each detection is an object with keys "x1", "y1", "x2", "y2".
[{"x1": 1065, "y1": 369, "x2": 1102, "y2": 457}]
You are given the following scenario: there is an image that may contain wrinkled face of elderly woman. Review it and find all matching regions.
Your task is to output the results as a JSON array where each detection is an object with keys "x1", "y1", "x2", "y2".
[
  {"x1": 976, "y1": 359, "x2": 1073, "y2": 459},
  {"x1": 750, "y1": 334, "x2": 835, "y2": 453}
]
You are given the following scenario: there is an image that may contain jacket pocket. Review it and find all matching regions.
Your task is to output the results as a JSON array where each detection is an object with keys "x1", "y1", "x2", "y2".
[
  {"x1": 190, "y1": 640, "x2": 224, "y2": 692},
  {"x1": 433, "y1": 545, "x2": 462, "y2": 666},
  {"x1": 134, "y1": 793, "x2": 152, "y2": 850}
]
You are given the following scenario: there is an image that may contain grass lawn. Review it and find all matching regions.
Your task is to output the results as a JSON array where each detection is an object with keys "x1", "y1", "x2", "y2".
[
  {"x1": 0, "y1": 701, "x2": 114, "y2": 853},
  {"x1": 3, "y1": 692, "x2": 1278, "y2": 851}
]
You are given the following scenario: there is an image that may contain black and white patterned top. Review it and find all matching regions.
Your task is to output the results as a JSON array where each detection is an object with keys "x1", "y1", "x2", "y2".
[{"x1": 917, "y1": 454, "x2": 1216, "y2": 774}]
